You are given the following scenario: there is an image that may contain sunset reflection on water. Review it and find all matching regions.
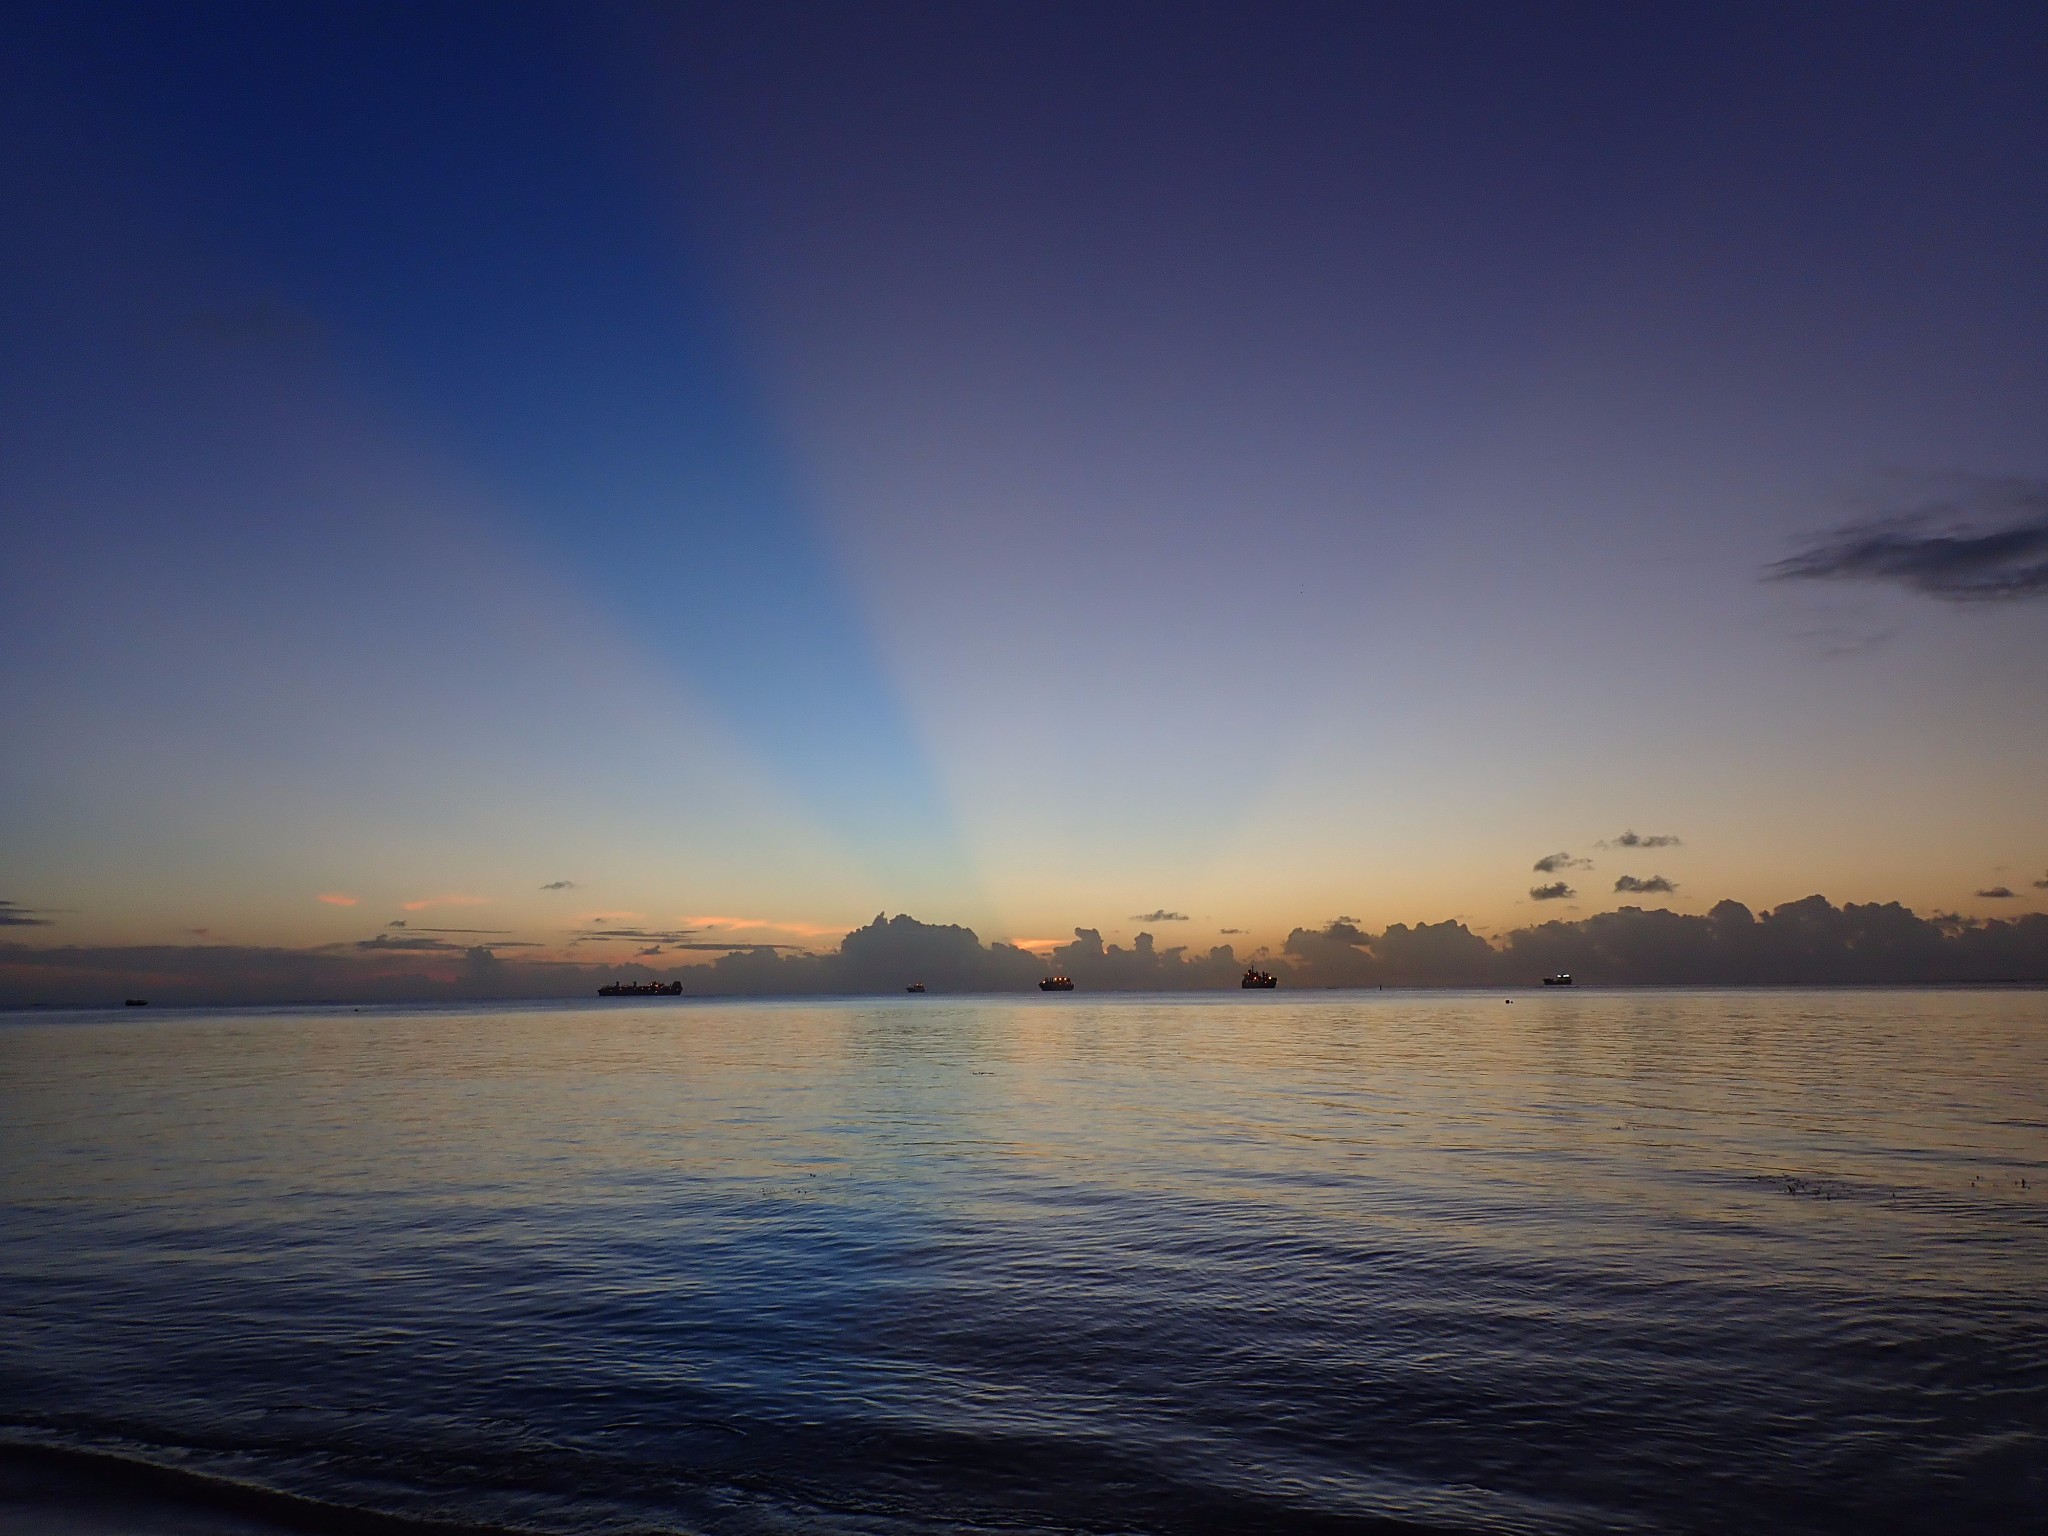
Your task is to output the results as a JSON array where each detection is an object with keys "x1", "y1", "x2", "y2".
[{"x1": 2, "y1": 988, "x2": 2044, "y2": 1534}]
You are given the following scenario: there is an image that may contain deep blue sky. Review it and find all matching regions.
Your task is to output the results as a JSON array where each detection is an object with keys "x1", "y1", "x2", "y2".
[{"x1": 3, "y1": 2, "x2": 2045, "y2": 958}]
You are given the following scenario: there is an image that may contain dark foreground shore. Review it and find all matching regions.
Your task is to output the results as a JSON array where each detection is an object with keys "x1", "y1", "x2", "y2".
[{"x1": 0, "y1": 1445, "x2": 518, "y2": 1536}]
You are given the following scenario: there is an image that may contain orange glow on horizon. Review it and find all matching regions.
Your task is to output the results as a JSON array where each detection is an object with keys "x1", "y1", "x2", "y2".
[{"x1": 685, "y1": 915, "x2": 847, "y2": 939}]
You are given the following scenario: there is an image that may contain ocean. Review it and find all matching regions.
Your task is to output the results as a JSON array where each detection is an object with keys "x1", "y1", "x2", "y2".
[{"x1": 2, "y1": 989, "x2": 2043, "y2": 1535}]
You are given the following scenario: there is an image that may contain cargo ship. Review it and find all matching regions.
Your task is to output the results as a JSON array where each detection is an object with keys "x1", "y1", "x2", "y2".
[
  {"x1": 1542, "y1": 973, "x2": 1574, "y2": 986},
  {"x1": 1038, "y1": 975, "x2": 1075, "y2": 991},
  {"x1": 598, "y1": 980, "x2": 683, "y2": 997},
  {"x1": 906, "y1": 982, "x2": 926, "y2": 993},
  {"x1": 1241, "y1": 968, "x2": 1277, "y2": 989}
]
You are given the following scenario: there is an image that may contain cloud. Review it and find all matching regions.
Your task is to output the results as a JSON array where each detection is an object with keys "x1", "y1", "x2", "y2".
[
  {"x1": 1792, "y1": 616, "x2": 1898, "y2": 658},
  {"x1": 1529, "y1": 882, "x2": 1576, "y2": 901},
  {"x1": 1604, "y1": 831, "x2": 1681, "y2": 849},
  {"x1": 401, "y1": 895, "x2": 490, "y2": 912},
  {"x1": 1614, "y1": 875, "x2": 1677, "y2": 894},
  {"x1": 1219, "y1": 927, "x2": 1246, "y2": 935},
  {"x1": 685, "y1": 914, "x2": 847, "y2": 939},
  {"x1": 1282, "y1": 916, "x2": 1495, "y2": 987},
  {"x1": 1500, "y1": 896, "x2": 2048, "y2": 986},
  {"x1": 0, "y1": 900, "x2": 54, "y2": 928},
  {"x1": 2035, "y1": 875, "x2": 2048, "y2": 891},
  {"x1": 540, "y1": 880, "x2": 576, "y2": 891},
  {"x1": 1977, "y1": 886, "x2": 2017, "y2": 899},
  {"x1": 316, "y1": 894, "x2": 358, "y2": 907},
  {"x1": 1768, "y1": 477, "x2": 2048, "y2": 602},
  {"x1": 569, "y1": 924, "x2": 802, "y2": 951},
  {"x1": 356, "y1": 933, "x2": 541, "y2": 952},
  {"x1": 1532, "y1": 852, "x2": 1592, "y2": 874},
  {"x1": 650, "y1": 942, "x2": 807, "y2": 951},
  {"x1": 1044, "y1": 926, "x2": 1249, "y2": 991},
  {"x1": 8, "y1": 898, "x2": 2048, "y2": 1006},
  {"x1": 1131, "y1": 909, "x2": 1189, "y2": 923},
  {"x1": 636, "y1": 946, "x2": 664, "y2": 957}
]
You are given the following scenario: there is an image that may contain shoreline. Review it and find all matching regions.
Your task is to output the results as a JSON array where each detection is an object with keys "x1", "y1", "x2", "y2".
[{"x1": 0, "y1": 1443, "x2": 528, "y2": 1536}]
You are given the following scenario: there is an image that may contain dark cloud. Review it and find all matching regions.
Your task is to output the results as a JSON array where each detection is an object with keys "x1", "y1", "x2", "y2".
[
  {"x1": 1768, "y1": 478, "x2": 2048, "y2": 602},
  {"x1": 1614, "y1": 875, "x2": 1677, "y2": 894},
  {"x1": 1219, "y1": 927, "x2": 1246, "y2": 935},
  {"x1": 1529, "y1": 882, "x2": 1576, "y2": 901},
  {"x1": 1532, "y1": 852, "x2": 1592, "y2": 874},
  {"x1": 1502, "y1": 897, "x2": 2048, "y2": 986},
  {"x1": 636, "y1": 946, "x2": 664, "y2": 957},
  {"x1": 387, "y1": 920, "x2": 406, "y2": 928},
  {"x1": 355, "y1": 934, "x2": 544, "y2": 952},
  {"x1": 1605, "y1": 831, "x2": 1681, "y2": 849},
  {"x1": 704, "y1": 914, "x2": 1048, "y2": 993},
  {"x1": 0, "y1": 901, "x2": 55, "y2": 928},
  {"x1": 1045, "y1": 927, "x2": 1248, "y2": 991},
  {"x1": 1283, "y1": 917, "x2": 1496, "y2": 987},
  {"x1": 409, "y1": 926, "x2": 514, "y2": 934},
  {"x1": 571, "y1": 926, "x2": 803, "y2": 951},
  {"x1": 540, "y1": 880, "x2": 577, "y2": 891},
  {"x1": 1976, "y1": 886, "x2": 2017, "y2": 899},
  {"x1": 1131, "y1": 909, "x2": 1189, "y2": 923},
  {"x1": 2035, "y1": 875, "x2": 2048, "y2": 891}
]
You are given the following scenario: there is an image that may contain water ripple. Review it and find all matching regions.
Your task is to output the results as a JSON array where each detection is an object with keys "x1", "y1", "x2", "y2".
[{"x1": 2, "y1": 989, "x2": 2045, "y2": 1534}]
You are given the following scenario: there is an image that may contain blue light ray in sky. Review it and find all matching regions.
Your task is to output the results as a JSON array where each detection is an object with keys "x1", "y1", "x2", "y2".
[{"x1": 73, "y1": 2, "x2": 962, "y2": 874}]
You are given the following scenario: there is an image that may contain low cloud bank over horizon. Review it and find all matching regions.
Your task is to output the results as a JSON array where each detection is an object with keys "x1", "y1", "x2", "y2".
[{"x1": 4, "y1": 897, "x2": 2047, "y2": 1008}]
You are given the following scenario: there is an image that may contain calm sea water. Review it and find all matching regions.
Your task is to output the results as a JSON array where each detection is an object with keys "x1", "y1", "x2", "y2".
[{"x1": 2, "y1": 990, "x2": 2044, "y2": 1535}]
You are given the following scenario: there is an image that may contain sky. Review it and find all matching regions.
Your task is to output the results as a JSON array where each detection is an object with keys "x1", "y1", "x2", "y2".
[{"x1": 3, "y1": 1, "x2": 2046, "y2": 987}]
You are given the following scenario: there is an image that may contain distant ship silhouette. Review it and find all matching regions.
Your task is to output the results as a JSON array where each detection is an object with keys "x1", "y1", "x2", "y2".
[
  {"x1": 1038, "y1": 975, "x2": 1074, "y2": 991},
  {"x1": 1241, "y1": 968, "x2": 1277, "y2": 989},
  {"x1": 598, "y1": 980, "x2": 682, "y2": 997},
  {"x1": 1542, "y1": 973, "x2": 1574, "y2": 986}
]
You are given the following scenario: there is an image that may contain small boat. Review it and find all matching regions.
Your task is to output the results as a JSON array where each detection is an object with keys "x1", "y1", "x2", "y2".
[
  {"x1": 124, "y1": 998, "x2": 149, "y2": 1007},
  {"x1": 1542, "y1": 973, "x2": 1574, "y2": 986},
  {"x1": 1038, "y1": 975, "x2": 1075, "y2": 991},
  {"x1": 906, "y1": 982, "x2": 926, "y2": 993},
  {"x1": 1240, "y1": 968, "x2": 1277, "y2": 989},
  {"x1": 598, "y1": 980, "x2": 683, "y2": 997}
]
